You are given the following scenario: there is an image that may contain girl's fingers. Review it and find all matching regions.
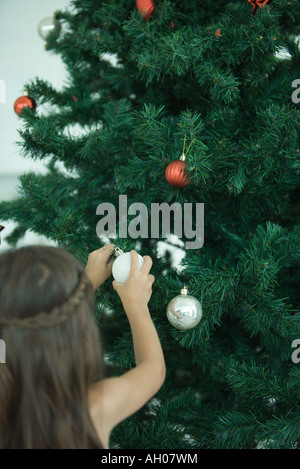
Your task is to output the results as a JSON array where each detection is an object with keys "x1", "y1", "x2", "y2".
[
  {"x1": 148, "y1": 274, "x2": 155, "y2": 284},
  {"x1": 141, "y1": 255, "x2": 153, "y2": 274},
  {"x1": 129, "y1": 250, "x2": 140, "y2": 274},
  {"x1": 112, "y1": 280, "x2": 121, "y2": 291}
]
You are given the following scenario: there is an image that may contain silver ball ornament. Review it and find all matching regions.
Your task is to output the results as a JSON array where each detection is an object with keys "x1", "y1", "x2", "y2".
[
  {"x1": 166, "y1": 286, "x2": 202, "y2": 330},
  {"x1": 38, "y1": 16, "x2": 61, "y2": 41}
]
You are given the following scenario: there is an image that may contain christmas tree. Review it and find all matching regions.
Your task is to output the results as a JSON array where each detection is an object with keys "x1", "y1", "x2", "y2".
[{"x1": 1, "y1": 0, "x2": 300, "y2": 449}]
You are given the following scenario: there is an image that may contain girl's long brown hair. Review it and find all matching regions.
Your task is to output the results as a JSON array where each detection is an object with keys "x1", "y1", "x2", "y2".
[{"x1": 0, "y1": 245, "x2": 104, "y2": 448}]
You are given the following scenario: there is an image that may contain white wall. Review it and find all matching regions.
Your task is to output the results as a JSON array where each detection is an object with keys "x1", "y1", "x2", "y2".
[{"x1": 0, "y1": 0, "x2": 71, "y2": 250}]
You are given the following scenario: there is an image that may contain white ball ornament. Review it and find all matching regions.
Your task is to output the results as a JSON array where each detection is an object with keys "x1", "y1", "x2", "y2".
[
  {"x1": 112, "y1": 248, "x2": 144, "y2": 284},
  {"x1": 166, "y1": 286, "x2": 202, "y2": 330}
]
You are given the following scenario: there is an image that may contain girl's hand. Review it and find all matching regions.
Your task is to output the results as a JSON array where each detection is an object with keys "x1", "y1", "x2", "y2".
[{"x1": 85, "y1": 244, "x2": 115, "y2": 291}]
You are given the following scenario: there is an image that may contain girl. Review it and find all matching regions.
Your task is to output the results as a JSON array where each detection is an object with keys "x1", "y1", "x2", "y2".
[{"x1": 0, "y1": 244, "x2": 165, "y2": 449}]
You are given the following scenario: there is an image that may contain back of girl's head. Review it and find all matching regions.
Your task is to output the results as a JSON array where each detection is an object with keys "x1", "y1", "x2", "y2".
[{"x1": 0, "y1": 245, "x2": 104, "y2": 448}]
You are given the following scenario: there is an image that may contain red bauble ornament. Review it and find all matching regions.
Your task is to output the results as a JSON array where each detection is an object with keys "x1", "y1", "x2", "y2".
[
  {"x1": 165, "y1": 155, "x2": 191, "y2": 188},
  {"x1": 14, "y1": 95, "x2": 36, "y2": 116},
  {"x1": 247, "y1": 0, "x2": 272, "y2": 15},
  {"x1": 136, "y1": 0, "x2": 155, "y2": 20}
]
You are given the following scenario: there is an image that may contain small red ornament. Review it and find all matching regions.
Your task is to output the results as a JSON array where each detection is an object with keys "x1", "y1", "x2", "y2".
[
  {"x1": 14, "y1": 95, "x2": 36, "y2": 116},
  {"x1": 247, "y1": 0, "x2": 272, "y2": 15},
  {"x1": 136, "y1": 0, "x2": 155, "y2": 20},
  {"x1": 165, "y1": 154, "x2": 191, "y2": 188}
]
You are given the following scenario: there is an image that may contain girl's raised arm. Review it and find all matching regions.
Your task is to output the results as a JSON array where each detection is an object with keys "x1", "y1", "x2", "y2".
[{"x1": 88, "y1": 251, "x2": 166, "y2": 446}]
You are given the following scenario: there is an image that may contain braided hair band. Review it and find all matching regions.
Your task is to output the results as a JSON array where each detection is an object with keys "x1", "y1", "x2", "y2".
[{"x1": 0, "y1": 271, "x2": 91, "y2": 330}]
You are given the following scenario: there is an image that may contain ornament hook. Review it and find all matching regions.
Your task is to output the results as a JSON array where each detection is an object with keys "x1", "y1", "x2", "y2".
[
  {"x1": 181, "y1": 133, "x2": 195, "y2": 161},
  {"x1": 114, "y1": 247, "x2": 124, "y2": 257}
]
